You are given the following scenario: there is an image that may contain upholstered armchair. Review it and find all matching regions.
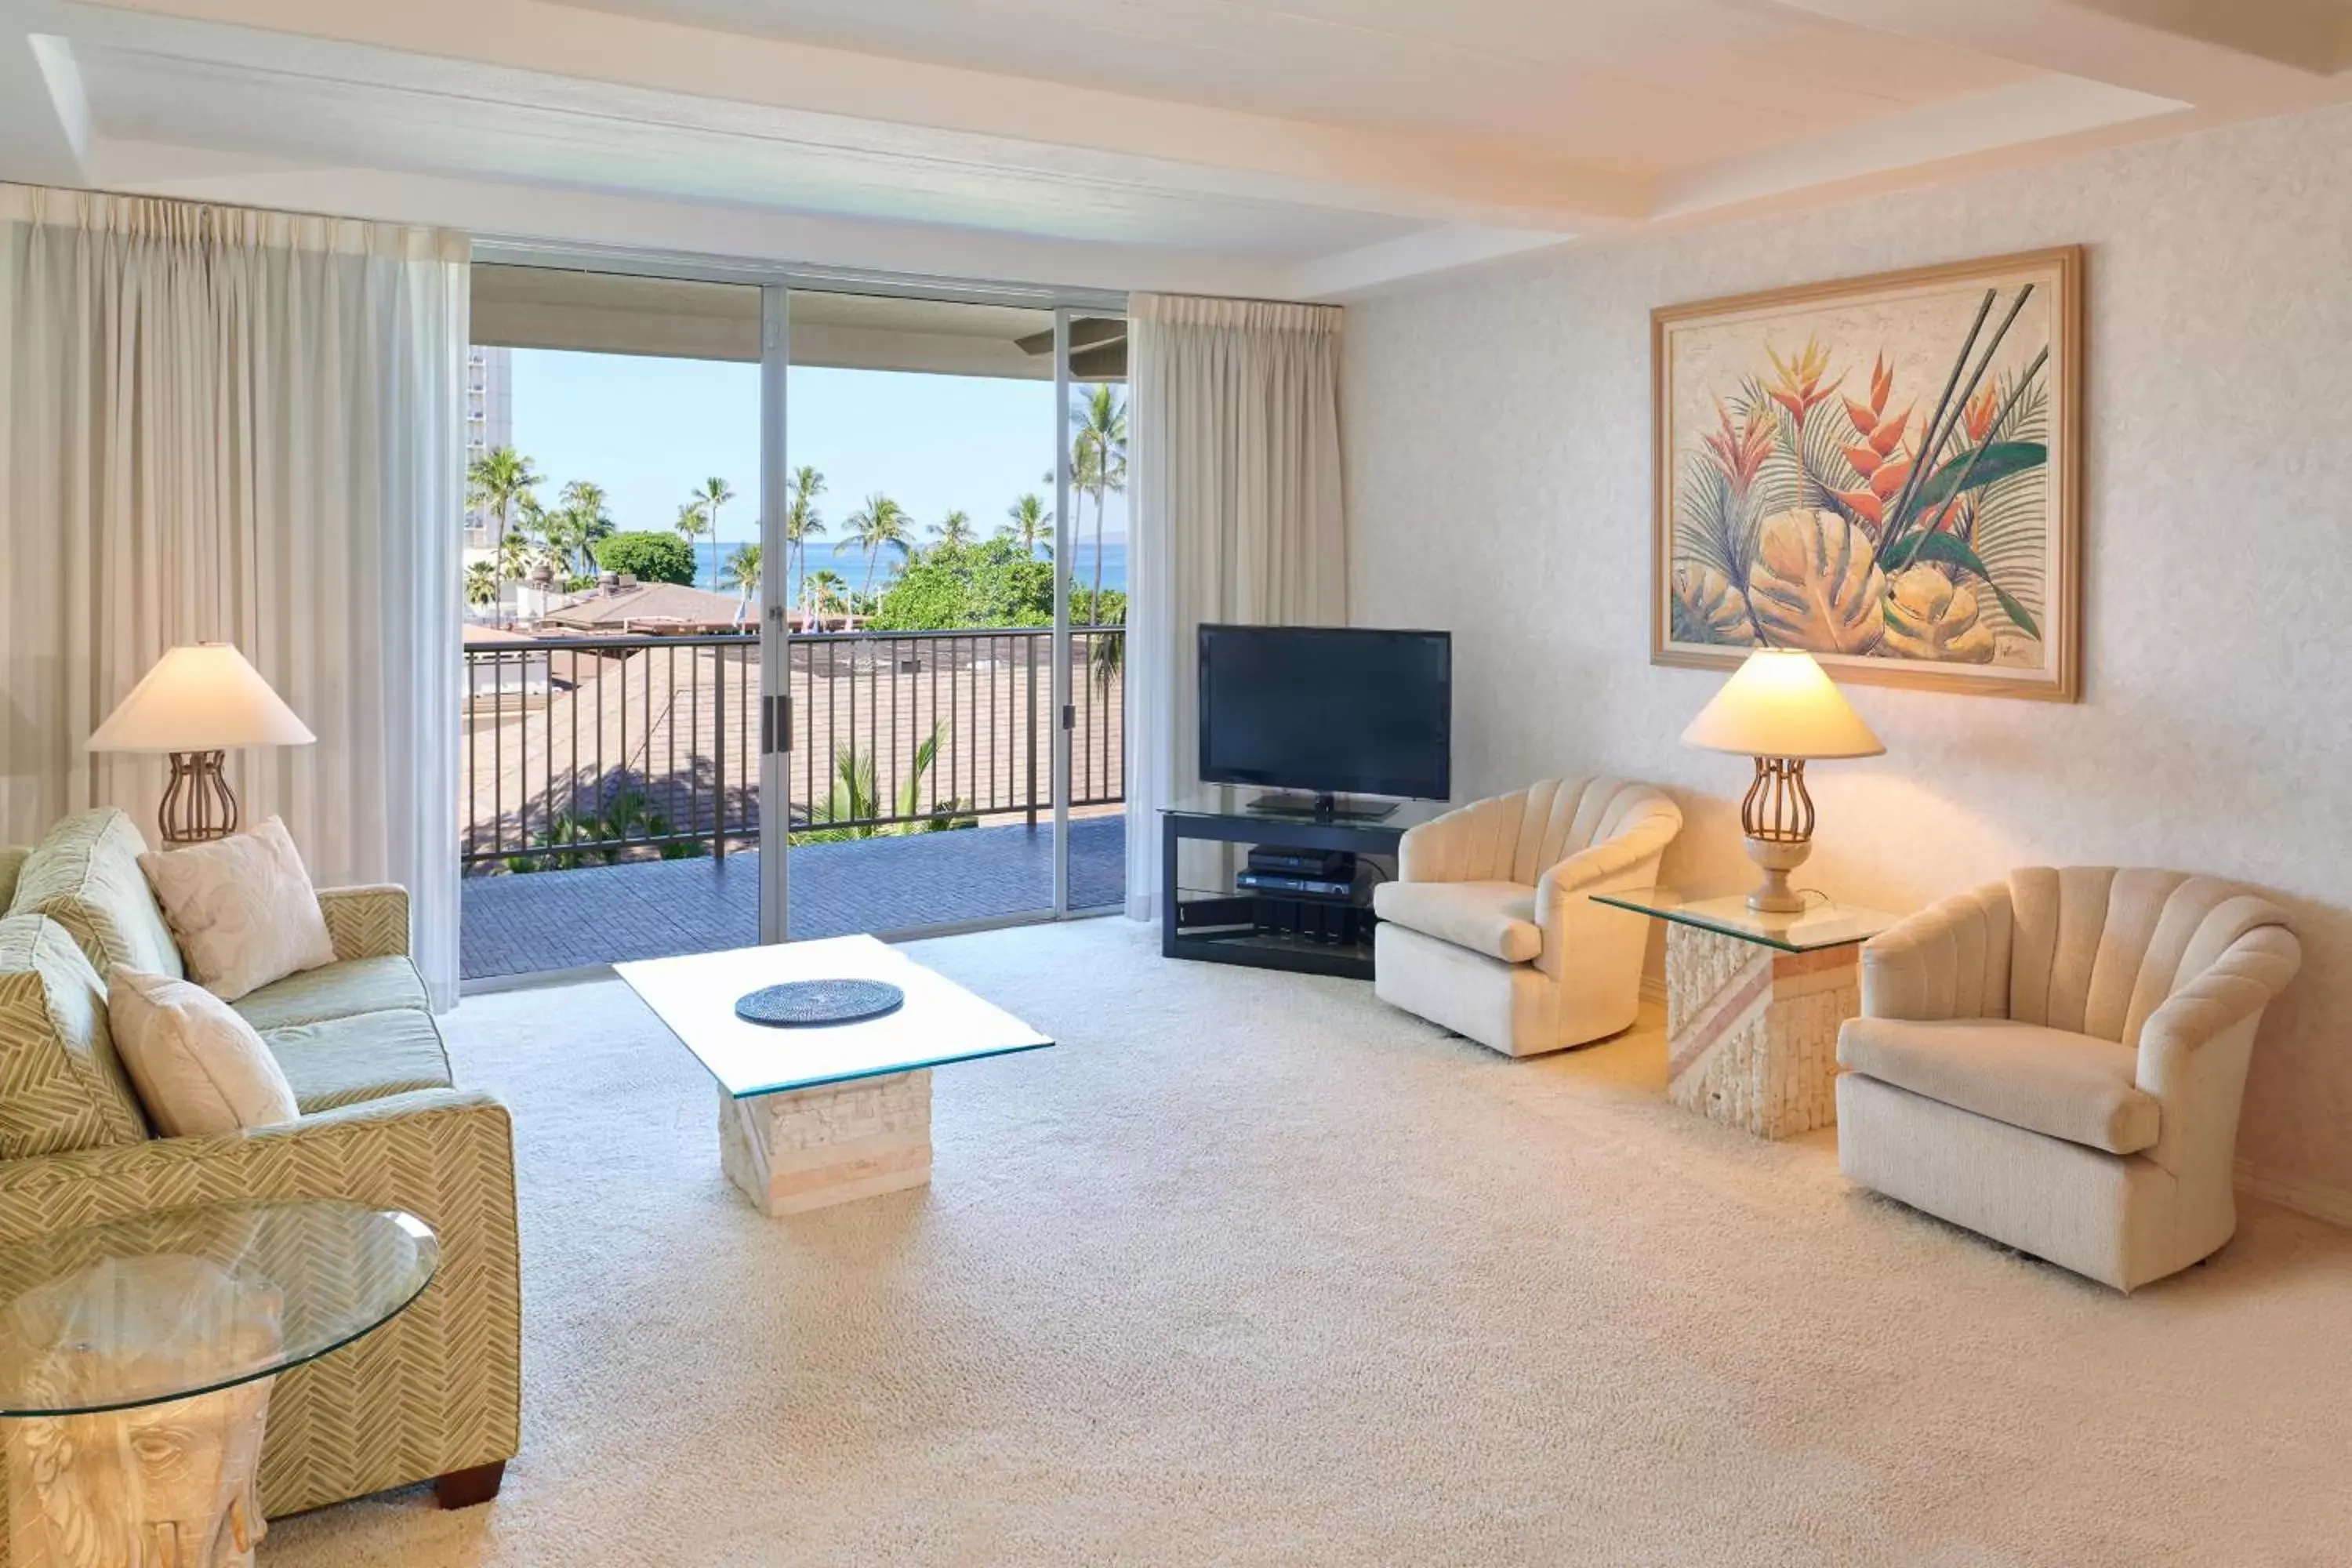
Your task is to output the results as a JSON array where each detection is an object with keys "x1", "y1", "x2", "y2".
[
  {"x1": 1837, "y1": 867, "x2": 2301, "y2": 1291},
  {"x1": 1372, "y1": 777, "x2": 1682, "y2": 1057}
]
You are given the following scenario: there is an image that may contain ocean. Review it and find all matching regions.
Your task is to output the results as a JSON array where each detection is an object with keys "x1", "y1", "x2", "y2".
[{"x1": 693, "y1": 537, "x2": 1127, "y2": 600}]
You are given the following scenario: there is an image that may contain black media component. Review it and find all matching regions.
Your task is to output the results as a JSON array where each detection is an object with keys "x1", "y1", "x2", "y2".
[{"x1": 1246, "y1": 846, "x2": 1356, "y2": 878}]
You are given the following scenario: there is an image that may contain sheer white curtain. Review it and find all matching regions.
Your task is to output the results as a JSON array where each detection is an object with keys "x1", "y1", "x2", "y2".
[
  {"x1": 0, "y1": 185, "x2": 468, "y2": 1006},
  {"x1": 1122, "y1": 294, "x2": 1347, "y2": 920}
]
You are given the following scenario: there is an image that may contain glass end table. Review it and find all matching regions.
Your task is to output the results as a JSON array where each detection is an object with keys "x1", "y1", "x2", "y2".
[
  {"x1": 0, "y1": 1200, "x2": 438, "y2": 1568},
  {"x1": 1592, "y1": 887, "x2": 1901, "y2": 1140}
]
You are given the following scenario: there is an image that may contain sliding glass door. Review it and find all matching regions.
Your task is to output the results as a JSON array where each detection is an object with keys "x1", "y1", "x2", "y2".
[
  {"x1": 764, "y1": 290, "x2": 1127, "y2": 938},
  {"x1": 456, "y1": 254, "x2": 1123, "y2": 979},
  {"x1": 1061, "y1": 313, "x2": 1130, "y2": 916},
  {"x1": 459, "y1": 265, "x2": 766, "y2": 983}
]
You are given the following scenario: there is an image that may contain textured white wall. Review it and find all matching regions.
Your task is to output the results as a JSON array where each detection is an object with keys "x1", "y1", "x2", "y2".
[{"x1": 1345, "y1": 103, "x2": 2352, "y2": 1211}]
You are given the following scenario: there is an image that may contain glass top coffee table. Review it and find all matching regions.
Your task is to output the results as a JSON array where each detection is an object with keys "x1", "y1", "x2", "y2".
[
  {"x1": 1591, "y1": 886, "x2": 1902, "y2": 1141},
  {"x1": 0, "y1": 1200, "x2": 437, "y2": 1568},
  {"x1": 617, "y1": 934, "x2": 1053, "y2": 1216}
]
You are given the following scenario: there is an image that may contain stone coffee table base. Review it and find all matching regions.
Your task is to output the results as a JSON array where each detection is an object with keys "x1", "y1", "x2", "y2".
[
  {"x1": 1664, "y1": 923, "x2": 1859, "y2": 1140},
  {"x1": 719, "y1": 1070, "x2": 935, "y2": 1216}
]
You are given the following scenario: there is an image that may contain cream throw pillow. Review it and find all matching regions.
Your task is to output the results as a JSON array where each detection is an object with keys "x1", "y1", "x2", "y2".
[
  {"x1": 137, "y1": 817, "x2": 337, "y2": 1003},
  {"x1": 106, "y1": 966, "x2": 299, "y2": 1135}
]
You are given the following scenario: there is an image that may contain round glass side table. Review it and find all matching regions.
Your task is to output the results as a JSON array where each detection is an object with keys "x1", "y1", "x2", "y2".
[{"x1": 0, "y1": 1200, "x2": 438, "y2": 1568}]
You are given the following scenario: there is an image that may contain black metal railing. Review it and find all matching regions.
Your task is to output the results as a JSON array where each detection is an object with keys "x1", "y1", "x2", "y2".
[{"x1": 462, "y1": 626, "x2": 1124, "y2": 871}]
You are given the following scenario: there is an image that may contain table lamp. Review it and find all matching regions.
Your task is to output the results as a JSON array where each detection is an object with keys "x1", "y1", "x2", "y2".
[
  {"x1": 1680, "y1": 649, "x2": 1883, "y2": 913},
  {"x1": 86, "y1": 644, "x2": 316, "y2": 846}
]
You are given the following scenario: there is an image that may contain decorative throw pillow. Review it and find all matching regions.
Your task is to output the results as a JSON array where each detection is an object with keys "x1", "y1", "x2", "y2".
[
  {"x1": 137, "y1": 818, "x2": 337, "y2": 1003},
  {"x1": 0, "y1": 914, "x2": 151, "y2": 1158},
  {"x1": 106, "y1": 966, "x2": 299, "y2": 1136},
  {"x1": 8, "y1": 808, "x2": 186, "y2": 979}
]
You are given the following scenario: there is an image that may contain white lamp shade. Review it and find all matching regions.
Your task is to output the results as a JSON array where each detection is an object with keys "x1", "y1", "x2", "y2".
[
  {"x1": 1681, "y1": 649, "x2": 1884, "y2": 760},
  {"x1": 87, "y1": 644, "x2": 316, "y2": 754}
]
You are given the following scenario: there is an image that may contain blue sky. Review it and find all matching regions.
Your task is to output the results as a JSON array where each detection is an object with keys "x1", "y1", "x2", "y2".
[{"x1": 509, "y1": 350, "x2": 1127, "y2": 556}]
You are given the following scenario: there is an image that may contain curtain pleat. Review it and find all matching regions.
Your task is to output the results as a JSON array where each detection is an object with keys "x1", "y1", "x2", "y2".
[
  {"x1": 1121, "y1": 292, "x2": 1348, "y2": 920},
  {"x1": 0, "y1": 183, "x2": 468, "y2": 1006}
]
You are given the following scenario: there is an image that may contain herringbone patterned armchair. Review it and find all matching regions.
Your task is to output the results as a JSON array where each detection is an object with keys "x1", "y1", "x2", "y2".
[{"x1": 0, "y1": 810, "x2": 521, "y2": 1525}]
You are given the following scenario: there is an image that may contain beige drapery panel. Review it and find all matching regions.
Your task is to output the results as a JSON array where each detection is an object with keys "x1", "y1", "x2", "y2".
[
  {"x1": 1122, "y1": 293, "x2": 1348, "y2": 919},
  {"x1": 0, "y1": 184, "x2": 468, "y2": 1005}
]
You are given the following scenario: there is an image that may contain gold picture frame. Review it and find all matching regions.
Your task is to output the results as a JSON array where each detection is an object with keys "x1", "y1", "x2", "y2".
[{"x1": 1652, "y1": 245, "x2": 2082, "y2": 701}]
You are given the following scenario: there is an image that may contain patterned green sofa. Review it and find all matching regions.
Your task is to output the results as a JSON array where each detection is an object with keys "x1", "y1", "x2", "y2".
[{"x1": 0, "y1": 809, "x2": 521, "y2": 1521}]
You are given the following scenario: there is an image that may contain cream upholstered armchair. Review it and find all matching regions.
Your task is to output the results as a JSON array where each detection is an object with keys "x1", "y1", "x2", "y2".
[
  {"x1": 1838, "y1": 867, "x2": 2301, "y2": 1291},
  {"x1": 1372, "y1": 778, "x2": 1682, "y2": 1057}
]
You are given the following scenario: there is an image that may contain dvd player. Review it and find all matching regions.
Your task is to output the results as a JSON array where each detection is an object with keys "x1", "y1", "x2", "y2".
[
  {"x1": 1234, "y1": 869, "x2": 1358, "y2": 899},
  {"x1": 1246, "y1": 846, "x2": 1356, "y2": 878}
]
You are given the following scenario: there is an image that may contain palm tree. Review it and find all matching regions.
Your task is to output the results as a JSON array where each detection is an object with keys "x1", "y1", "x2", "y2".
[
  {"x1": 495, "y1": 530, "x2": 535, "y2": 626},
  {"x1": 931, "y1": 510, "x2": 975, "y2": 550},
  {"x1": 463, "y1": 560, "x2": 499, "y2": 615},
  {"x1": 693, "y1": 477, "x2": 735, "y2": 591},
  {"x1": 807, "y1": 569, "x2": 848, "y2": 629},
  {"x1": 844, "y1": 493, "x2": 914, "y2": 604},
  {"x1": 673, "y1": 499, "x2": 712, "y2": 588},
  {"x1": 999, "y1": 492, "x2": 1052, "y2": 560},
  {"x1": 795, "y1": 722, "x2": 971, "y2": 841},
  {"x1": 785, "y1": 466, "x2": 827, "y2": 619},
  {"x1": 558, "y1": 481, "x2": 615, "y2": 578},
  {"x1": 723, "y1": 542, "x2": 763, "y2": 621},
  {"x1": 466, "y1": 446, "x2": 541, "y2": 567},
  {"x1": 1070, "y1": 384, "x2": 1128, "y2": 626}
]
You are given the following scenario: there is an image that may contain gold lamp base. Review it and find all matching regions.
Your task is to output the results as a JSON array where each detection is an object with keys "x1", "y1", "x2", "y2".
[{"x1": 159, "y1": 750, "x2": 240, "y2": 848}]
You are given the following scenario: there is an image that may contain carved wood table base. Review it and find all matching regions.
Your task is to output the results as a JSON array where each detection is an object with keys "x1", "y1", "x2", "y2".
[{"x1": 6, "y1": 1371, "x2": 273, "y2": 1567}]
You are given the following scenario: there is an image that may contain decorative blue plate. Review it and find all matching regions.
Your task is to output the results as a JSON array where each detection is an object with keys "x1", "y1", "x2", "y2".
[{"x1": 735, "y1": 979, "x2": 906, "y2": 1028}]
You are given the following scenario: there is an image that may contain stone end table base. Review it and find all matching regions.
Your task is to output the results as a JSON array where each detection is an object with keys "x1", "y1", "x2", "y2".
[
  {"x1": 719, "y1": 1070, "x2": 935, "y2": 1215},
  {"x1": 1664, "y1": 923, "x2": 1859, "y2": 1139}
]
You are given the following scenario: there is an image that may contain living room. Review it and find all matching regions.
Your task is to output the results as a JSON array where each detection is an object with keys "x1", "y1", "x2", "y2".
[{"x1": 1, "y1": 2, "x2": 2347, "y2": 1563}]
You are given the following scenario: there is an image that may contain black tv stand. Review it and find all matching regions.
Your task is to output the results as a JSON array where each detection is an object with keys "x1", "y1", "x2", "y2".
[
  {"x1": 1242, "y1": 791, "x2": 1399, "y2": 823},
  {"x1": 1160, "y1": 794, "x2": 1442, "y2": 979}
]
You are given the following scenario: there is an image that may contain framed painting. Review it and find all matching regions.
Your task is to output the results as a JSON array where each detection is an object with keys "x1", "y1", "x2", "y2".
[{"x1": 1652, "y1": 246, "x2": 2082, "y2": 700}]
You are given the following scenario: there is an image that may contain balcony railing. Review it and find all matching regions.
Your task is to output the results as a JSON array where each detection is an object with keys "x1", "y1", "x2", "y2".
[{"x1": 463, "y1": 627, "x2": 1125, "y2": 870}]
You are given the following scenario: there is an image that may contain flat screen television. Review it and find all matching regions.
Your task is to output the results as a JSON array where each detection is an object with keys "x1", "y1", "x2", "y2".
[{"x1": 1196, "y1": 624, "x2": 1451, "y2": 810}]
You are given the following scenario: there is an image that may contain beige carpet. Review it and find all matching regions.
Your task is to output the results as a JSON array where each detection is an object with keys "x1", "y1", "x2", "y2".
[{"x1": 267, "y1": 919, "x2": 2352, "y2": 1566}]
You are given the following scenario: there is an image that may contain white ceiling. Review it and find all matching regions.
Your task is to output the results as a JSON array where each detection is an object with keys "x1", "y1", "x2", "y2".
[
  {"x1": 568, "y1": 0, "x2": 2035, "y2": 173},
  {"x1": 75, "y1": 41, "x2": 1418, "y2": 256},
  {"x1": 1, "y1": 0, "x2": 2347, "y2": 298}
]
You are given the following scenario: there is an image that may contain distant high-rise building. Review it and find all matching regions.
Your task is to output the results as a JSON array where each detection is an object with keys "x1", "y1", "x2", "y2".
[{"x1": 464, "y1": 346, "x2": 514, "y2": 549}]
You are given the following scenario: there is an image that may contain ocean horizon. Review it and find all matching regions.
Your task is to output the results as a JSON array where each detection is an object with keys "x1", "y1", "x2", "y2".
[{"x1": 691, "y1": 536, "x2": 1127, "y2": 599}]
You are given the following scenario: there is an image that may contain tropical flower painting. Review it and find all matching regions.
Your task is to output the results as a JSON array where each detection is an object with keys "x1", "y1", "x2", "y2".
[{"x1": 1652, "y1": 248, "x2": 2080, "y2": 699}]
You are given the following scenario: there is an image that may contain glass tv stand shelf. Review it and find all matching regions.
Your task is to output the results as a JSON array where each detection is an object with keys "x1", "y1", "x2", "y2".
[{"x1": 1157, "y1": 790, "x2": 1446, "y2": 978}]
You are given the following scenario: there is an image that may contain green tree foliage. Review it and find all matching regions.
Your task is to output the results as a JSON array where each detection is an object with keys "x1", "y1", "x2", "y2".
[
  {"x1": 691, "y1": 476, "x2": 735, "y2": 591},
  {"x1": 997, "y1": 492, "x2": 1051, "y2": 559},
  {"x1": 724, "y1": 542, "x2": 763, "y2": 602},
  {"x1": 869, "y1": 537, "x2": 1054, "y2": 630},
  {"x1": 1070, "y1": 383, "x2": 1128, "y2": 626},
  {"x1": 593, "y1": 530, "x2": 698, "y2": 586},
  {"x1": 463, "y1": 560, "x2": 499, "y2": 611},
  {"x1": 791, "y1": 723, "x2": 975, "y2": 842},
  {"x1": 785, "y1": 466, "x2": 827, "y2": 614},
  {"x1": 466, "y1": 445, "x2": 541, "y2": 559},
  {"x1": 1069, "y1": 586, "x2": 1126, "y2": 626},
  {"x1": 845, "y1": 492, "x2": 915, "y2": 601}
]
